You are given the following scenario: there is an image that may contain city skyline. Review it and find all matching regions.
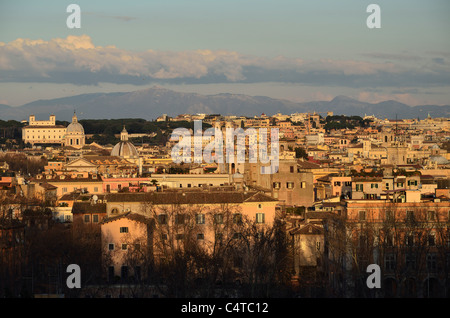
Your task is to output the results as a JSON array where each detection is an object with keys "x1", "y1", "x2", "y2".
[{"x1": 1, "y1": 1, "x2": 450, "y2": 107}]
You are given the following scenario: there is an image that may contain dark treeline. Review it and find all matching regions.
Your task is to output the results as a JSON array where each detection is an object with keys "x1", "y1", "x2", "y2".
[
  {"x1": 78, "y1": 119, "x2": 210, "y2": 135},
  {"x1": 324, "y1": 115, "x2": 373, "y2": 131},
  {"x1": 1, "y1": 119, "x2": 212, "y2": 147},
  {"x1": 0, "y1": 120, "x2": 25, "y2": 141}
]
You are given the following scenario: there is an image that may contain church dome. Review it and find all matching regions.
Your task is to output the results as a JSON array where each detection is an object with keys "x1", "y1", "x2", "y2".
[
  {"x1": 111, "y1": 126, "x2": 139, "y2": 158},
  {"x1": 429, "y1": 155, "x2": 449, "y2": 165},
  {"x1": 65, "y1": 112, "x2": 85, "y2": 148},
  {"x1": 111, "y1": 142, "x2": 139, "y2": 157},
  {"x1": 67, "y1": 112, "x2": 85, "y2": 134}
]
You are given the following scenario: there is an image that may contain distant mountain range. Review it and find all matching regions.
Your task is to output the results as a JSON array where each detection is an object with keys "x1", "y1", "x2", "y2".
[{"x1": 1, "y1": 87, "x2": 449, "y2": 121}]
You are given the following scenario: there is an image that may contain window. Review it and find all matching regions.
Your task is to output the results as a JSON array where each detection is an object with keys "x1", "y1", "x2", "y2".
[
  {"x1": 300, "y1": 181, "x2": 306, "y2": 188},
  {"x1": 406, "y1": 235, "x2": 414, "y2": 247},
  {"x1": 385, "y1": 234, "x2": 394, "y2": 247},
  {"x1": 197, "y1": 233, "x2": 204, "y2": 240},
  {"x1": 286, "y1": 182, "x2": 294, "y2": 189},
  {"x1": 62, "y1": 187, "x2": 68, "y2": 193},
  {"x1": 358, "y1": 210, "x2": 366, "y2": 221},
  {"x1": 427, "y1": 211, "x2": 436, "y2": 221},
  {"x1": 93, "y1": 215, "x2": 99, "y2": 223},
  {"x1": 256, "y1": 213, "x2": 265, "y2": 224},
  {"x1": 121, "y1": 266, "x2": 128, "y2": 279},
  {"x1": 94, "y1": 187, "x2": 98, "y2": 192},
  {"x1": 84, "y1": 215, "x2": 90, "y2": 223},
  {"x1": 108, "y1": 266, "x2": 115, "y2": 281},
  {"x1": 196, "y1": 214, "x2": 205, "y2": 224},
  {"x1": 108, "y1": 243, "x2": 115, "y2": 251},
  {"x1": 406, "y1": 211, "x2": 414, "y2": 222},
  {"x1": 405, "y1": 254, "x2": 416, "y2": 270},
  {"x1": 428, "y1": 234, "x2": 436, "y2": 246},
  {"x1": 233, "y1": 213, "x2": 242, "y2": 224},
  {"x1": 359, "y1": 235, "x2": 368, "y2": 248},
  {"x1": 121, "y1": 244, "x2": 128, "y2": 250},
  {"x1": 258, "y1": 204, "x2": 262, "y2": 209},
  {"x1": 316, "y1": 241, "x2": 321, "y2": 251},
  {"x1": 134, "y1": 266, "x2": 141, "y2": 281},
  {"x1": 273, "y1": 182, "x2": 281, "y2": 189},
  {"x1": 385, "y1": 210, "x2": 394, "y2": 222},
  {"x1": 385, "y1": 254, "x2": 396, "y2": 271},
  {"x1": 214, "y1": 214, "x2": 224, "y2": 224},
  {"x1": 427, "y1": 253, "x2": 437, "y2": 272},
  {"x1": 385, "y1": 183, "x2": 390, "y2": 190},
  {"x1": 158, "y1": 214, "x2": 167, "y2": 225},
  {"x1": 356, "y1": 184, "x2": 363, "y2": 191},
  {"x1": 176, "y1": 233, "x2": 185, "y2": 240},
  {"x1": 120, "y1": 227, "x2": 129, "y2": 233},
  {"x1": 215, "y1": 233, "x2": 223, "y2": 241},
  {"x1": 175, "y1": 214, "x2": 185, "y2": 225}
]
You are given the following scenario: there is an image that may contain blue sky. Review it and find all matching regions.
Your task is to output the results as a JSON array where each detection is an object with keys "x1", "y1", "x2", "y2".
[{"x1": 1, "y1": 0, "x2": 449, "y2": 106}]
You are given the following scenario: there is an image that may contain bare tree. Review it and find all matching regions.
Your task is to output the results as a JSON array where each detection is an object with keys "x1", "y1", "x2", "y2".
[{"x1": 137, "y1": 199, "x2": 291, "y2": 298}]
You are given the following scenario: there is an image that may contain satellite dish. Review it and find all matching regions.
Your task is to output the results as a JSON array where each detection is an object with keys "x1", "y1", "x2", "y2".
[{"x1": 92, "y1": 195, "x2": 98, "y2": 203}]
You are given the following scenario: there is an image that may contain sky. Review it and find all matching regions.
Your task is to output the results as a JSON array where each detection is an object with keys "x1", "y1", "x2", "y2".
[{"x1": 0, "y1": 0, "x2": 449, "y2": 107}]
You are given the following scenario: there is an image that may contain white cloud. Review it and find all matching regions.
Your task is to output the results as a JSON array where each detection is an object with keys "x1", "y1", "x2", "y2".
[{"x1": 0, "y1": 35, "x2": 449, "y2": 90}]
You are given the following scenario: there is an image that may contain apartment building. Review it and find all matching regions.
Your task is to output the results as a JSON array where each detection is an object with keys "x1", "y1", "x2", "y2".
[
  {"x1": 98, "y1": 189, "x2": 279, "y2": 280},
  {"x1": 244, "y1": 159, "x2": 314, "y2": 208}
]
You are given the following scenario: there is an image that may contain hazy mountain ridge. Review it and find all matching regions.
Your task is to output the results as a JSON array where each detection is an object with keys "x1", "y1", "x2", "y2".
[{"x1": 0, "y1": 87, "x2": 448, "y2": 121}]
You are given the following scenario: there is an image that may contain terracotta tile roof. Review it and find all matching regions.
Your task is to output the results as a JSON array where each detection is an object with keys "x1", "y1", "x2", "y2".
[
  {"x1": 83, "y1": 155, "x2": 133, "y2": 165},
  {"x1": 105, "y1": 190, "x2": 278, "y2": 205},
  {"x1": 100, "y1": 211, "x2": 153, "y2": 225},
  {"x1": 297, "y1": 160, "x2": 321, "y2": 169},
  {"x1": 59, "y1": 192, "x2": 81, "y2": 201},
  {"x1": 289, "y1": 223, "x2": 324, "y2": 235},
  {"x1": 306, "y1": 212, "x2": 338, "y2": 219},
  {"x1": 244, "y1": 192, "x2": 278, "y2": 202},
  {"x1": 72, "y1": 202, "x2": 107, "y2": 214},
  {"x1": 38, "y1": 182, "x2": 57, "y2": 190}
]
